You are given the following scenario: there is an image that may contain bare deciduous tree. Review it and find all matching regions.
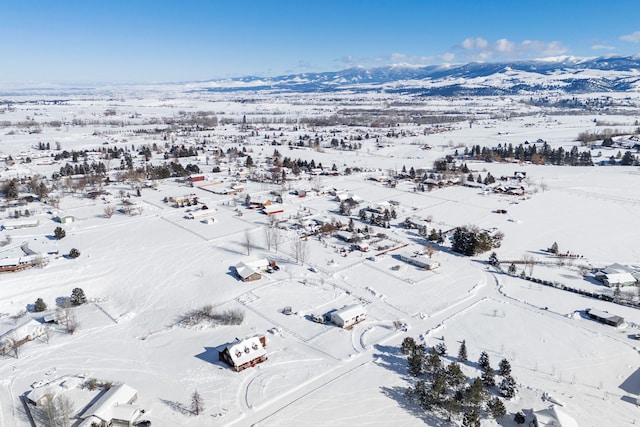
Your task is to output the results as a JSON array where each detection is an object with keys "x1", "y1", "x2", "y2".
[
  {"x1": 191, "y1": 390, "x2": 204, "y2": 416},
  {"x1": 244, "y1": 228, "x2": 253, "y2": 255},
  {"x1": 55, "y1": 395, "x2": 74, "y2": 427},
  {"x1": 522, "y1": 254, "x2": 535, "y2": 276},
  {"x1": 56, "y1": 300, "x2": 79, "y2": 334},
  {"x1": 9, "y1": 335, "x2": 20, "y2": 358},
  {"x1": 272, "y1": 227, "x2": 282, "y2": 252},
  {"x1": 423, "y1": 244, "x2": 436, "y2": 258},
  {"x1": 104, "y1": 205, "x2": 115, "y2": 218},
  {"x1": 292, "y1": 238, "x2": 308, "y2": 265},
  {"x1": 264, "y1": 225, "x2": 273, "y2": 251}
]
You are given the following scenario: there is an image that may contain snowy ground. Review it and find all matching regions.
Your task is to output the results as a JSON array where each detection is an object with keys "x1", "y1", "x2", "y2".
[{"x1": 1, "y1": 90, "x2": 640, "y2": 426}]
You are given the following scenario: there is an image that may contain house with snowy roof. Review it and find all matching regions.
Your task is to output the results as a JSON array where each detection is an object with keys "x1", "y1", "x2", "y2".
[
  {"x1": 533, "y1": 405, "x2": 578, "y2": 427},
  {"x1": 78, "y1": 383, "x2": 140, "y2": 427},
  {"x1": 594, "y1": 263, "x2": 638, "y2": 287},
  {"x1": 219, "y1": 335, "x2": 267, "y2": 372},
  {"x1": 0, "y1": 318, "x2": 46, "y2": 355},
  {"x1": 330, "y1": 304, "x2": 367, "y2": 329},
  {"x1": 234, "y1": 259, "x2": 269, "y2": 282}
]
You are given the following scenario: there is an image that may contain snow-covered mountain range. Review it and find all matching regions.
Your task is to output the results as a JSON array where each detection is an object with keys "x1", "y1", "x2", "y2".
[{"x1": 199, "y1": 55, "x2": 640, "y2": 95}]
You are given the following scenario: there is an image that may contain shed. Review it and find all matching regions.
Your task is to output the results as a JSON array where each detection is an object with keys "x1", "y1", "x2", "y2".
[
  {"x1": 398, "y1": 252, "x2": 440, "y2": 270},
  {"x1": 59, "y1": 215, "x2": 76, "y2": 224},
  {"x1": 331, "y1": 304, "x2": 367, "y2": 329},
  {"x1": 219, "y1": 335, "x2": 267, "y2": 372},
  {"x1": 263, "y1": 204, "x2": 284, "y2": 215},
  {"x1": 585, "y1": 308, "x2": 624, "y2": 327}
]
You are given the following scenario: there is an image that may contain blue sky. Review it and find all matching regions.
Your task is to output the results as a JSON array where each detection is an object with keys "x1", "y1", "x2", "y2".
[{"x1": 2, "y1": 0, "x2": 640, "y2": 85}]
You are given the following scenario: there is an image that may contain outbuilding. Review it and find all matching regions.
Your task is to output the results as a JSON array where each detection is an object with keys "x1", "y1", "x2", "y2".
[
  {"x1": 331, "y1": 304, "x2": 367, "y2": 329},
  {"x1": 585, "y1": 308, "x2": 624, "y2": 327},
  {"x1": 398, "y1": 252, "x2": 440, "y2": 270}
]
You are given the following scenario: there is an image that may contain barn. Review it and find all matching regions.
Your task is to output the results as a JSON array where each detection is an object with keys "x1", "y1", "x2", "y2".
[
  {"x1": 331, "y1": 304, "x2": 367, "y2": 329},
  {"x1": 262, "y1": 203, "x2": 284, "y2": 215},
  {"x1": 219, "y1": 335, "x2": 267, "y2": 372},
  {"x1": 585, "y1": 308, "x2": 624, "y2": 327},
  {"x1": 398, "y1": 251, "x2": 440, "y2": 270}
]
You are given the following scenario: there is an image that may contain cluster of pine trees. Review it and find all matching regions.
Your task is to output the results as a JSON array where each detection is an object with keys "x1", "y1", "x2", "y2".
[
  {"x1": 145, "y1": 162, "x2": 200, "y2": 179},
  {"x1": 451, "y1": 226, "x2": 504, "y2": 256},
  {"x1": 463, "y1": 142, "x2": 593, "y2": 166},
  {"x1": 402, "y1": 337, "x2": 516, "y2": 426},
  {"x1": 167, "y1": 144, "x2": 199, "y2": 158},
  {"x1": 56, "y1": 161, "x2": 108, "y2": 177}
]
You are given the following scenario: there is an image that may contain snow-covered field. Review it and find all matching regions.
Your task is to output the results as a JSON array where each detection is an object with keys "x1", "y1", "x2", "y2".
[{"x1": 1, "y1": 89, "x2": 639, "y2": 426}]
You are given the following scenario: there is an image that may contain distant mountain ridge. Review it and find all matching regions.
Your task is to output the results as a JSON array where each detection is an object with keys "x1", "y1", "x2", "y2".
[{"x1": 199, "y1": 55, "x2": 640, "y2": 96}]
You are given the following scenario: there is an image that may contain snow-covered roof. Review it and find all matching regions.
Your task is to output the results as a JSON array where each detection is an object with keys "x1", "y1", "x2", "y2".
[
  {"x1": 82, "y1": 384, "x2": 138, "y2": 422},
  {"x1": 533, "y1": 405, "x2": 578, "y2": 427},
  {"x1": 0, "y1": 318, "x2": 44, "y2": 342},
  {"x1": 224, "y1": 336, "x2": 266, "y2": 367},
  {"x1": 263, "y1": 203, "x2": 284, "y2": 214},
  {"x1": 602, "y1": 263, "x2": 636, "y2": 275},
  {"x1": 235, "y1": 263, "x2": 260, "y2": 280},
  {"x1": 0, "y1": 254, "x2": 42, "y2": 268},
  {"x1": 332, "y1": 304, "x2": 366, "y2": 322}
]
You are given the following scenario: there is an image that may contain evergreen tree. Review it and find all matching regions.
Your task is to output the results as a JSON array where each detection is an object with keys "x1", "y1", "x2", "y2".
[
  {"x1": 499, "y1": 375, "x2": 516, "y2": 398},
  {"x1": 465, "y1": 377, "x2": 486, "y2": 409},
  {"x1": 408, "y1": 346, "x2": 425, "y2": 377},
  {"x1": 3, "y1": 179, "x2": 19, "y2": 200},
  {"x1": 445, "y1": 362, "x2": 466, "y2": 391},
  {"x1": 462, "y1": 409, "x2": 481, "y2": 427},
  {"x1": 70, "y1": 287, "x2": 87, "y2": 306},
  {"x1": 508, "y1": 263, "x2": 517, "y2": 275},
  {"x1": 478, "y1": 351, "x2": 491, "y2": 371},
  {"x1": 514, "y1": 411, "x2": 526, "y2": 424},
  {"x1": 549, "y1": 241, "x2": 559, "y2": 254},
  {"x1": 442, "y1": 397, "x2": 462, "y2": 421},
  {"x1": 69, "y1": 248, "x2": 80, "y2": 259},
  {"x1": 621, "y1": 151, "x2": 635, "y2": 166},
  {"x1": 435, "y1": 341, "x2": 447, "y2": 356},
  {"x1": 401, "y1": 337, "x2": 417, "y2": 355},
  {"x1": 458, "y1": 340, "x2": 468, "y2": 362},
  {"x1": 487, "y1": 397, "x2": 506, "y2": 419},
  {"x1": 425, "y1": 347, "x2": 442, "y2": 376},
  {"x1": 54, "y1": 226, "x2": 66, "y2": 239},
  {"x1": 488, "y1": 252, "x2": 499, "y2": 267},
  {"x1": 498, "y1": 358, "x2": 512, "y2": 377},
  {"x1": 481, "y1": 365, "x2": 495, "y2": 387},
  {"x1": 34, "y1": 298, "x2": 47, "y2": 312}
]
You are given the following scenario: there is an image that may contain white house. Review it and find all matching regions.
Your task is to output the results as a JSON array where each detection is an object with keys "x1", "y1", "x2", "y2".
[
  {"x1": 533, "y1": 405, "x2": 578, "y2": 427},
  {"x1": 331, "y1": 304, "x2": 367, "y2": 329},
  {"x1": 1, "y1": 219, "x2": 40, "y2": 230},
  {"x1": 0, "y1": 318, "x2": 46, "y2": 355},
  {"x1": 80, "y1": 383, "x2": 140, "y2": 427},
  {"x1": 594, "y1": 263, "x2": 638, "y2": 287},
  {"x1": 398, "y1": 251, "x2": 440, "y2": 270}
]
